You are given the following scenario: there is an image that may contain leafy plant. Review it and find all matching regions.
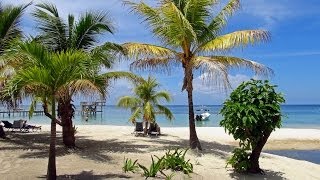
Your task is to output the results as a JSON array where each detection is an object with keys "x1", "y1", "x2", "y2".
[
  {"x1": 162, "y1": 148, "x2": 193, "y2": 174},
  {"x1": 138, "y1": 155, "x2": 164, "y2": 178},
  {"x1": 220, "y1": 79, "x2": 285, "y2": 173},
  {"x1": 226, "y1": 148, "x2": 250, "y2": 172},
  {"x1": 122, "y1": 158, "x2": 139, "y2": 173}
]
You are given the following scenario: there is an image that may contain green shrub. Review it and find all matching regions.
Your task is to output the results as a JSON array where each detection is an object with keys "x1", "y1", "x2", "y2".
[
  {"x1": 226, "y1": 148, "x2": 250, "y2": 172},
  {"x1": 122, "y1": 158, "x2": 139, "y2": 173},
  {"x1": 220, "y1": 79, "x2": 285, "y2": 173},
  {"x1": 138, "y1": 155, "x2": 164, "y2": 178},
  {"x1": 162, "y1": 148, "x2": 193, "y2": 174}
]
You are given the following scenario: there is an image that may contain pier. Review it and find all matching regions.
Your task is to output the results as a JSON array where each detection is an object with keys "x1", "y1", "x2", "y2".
[
  {"x1": 0, "y1": 109, "x2": 44, "y2": 117},
  {"x1": 80, "y1": 101, "x2": 106, "y2": 115}
]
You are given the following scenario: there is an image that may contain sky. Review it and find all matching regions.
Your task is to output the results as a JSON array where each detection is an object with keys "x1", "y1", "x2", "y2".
[{"x1": 4, "y1": 0, "x2": 320, "y2": 105}]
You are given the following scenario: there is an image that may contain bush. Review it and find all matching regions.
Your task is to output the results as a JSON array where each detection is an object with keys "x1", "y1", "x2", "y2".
[
  {"x1": 138, "y1": 155, "x2": 164, "y2": 178},
  {"x1": 122, "y1": 158, "x2": 139, "y2": 173},
  {"x1": 162, "y1": 148, "x2": 193, "y2": 174},
  {"x1": 220, "y1": 79, "x2": 285, "y2": 173}
]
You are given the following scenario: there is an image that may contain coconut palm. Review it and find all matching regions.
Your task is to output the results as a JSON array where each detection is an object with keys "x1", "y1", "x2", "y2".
[
  {"x1": 122, "y1": 0, "x2": 272, "y2": 150},
  {"x1": 0, "y1": 2, "x2": 30, "y2": 107},
  {"x1": 117, "y1": 76, "x2": 173, "y2": 132},
  {"x1": 4, "y1": 41, "x2": 108, "y2": 180},
  {"x1": 33, "y1": 2, "x2": 138, "y2": 148}
]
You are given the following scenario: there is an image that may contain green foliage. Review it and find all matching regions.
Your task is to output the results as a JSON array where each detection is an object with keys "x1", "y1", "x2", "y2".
[
  {"x1": 220, "y1": 79, "x2": 285, "y2": 172},
  {"x1": 122, "y1": 158, "x2": 139, "y2": 173},
  {"x1": 162, "y1": 148, "x2": 193, "y2": 174},
  {"x1": 226, "y1": 148, "x2": 251, "y2": 172},
  {"x1": 117, "y1": 76, "x2": 174, "y2": 123},
  {"x1": 138, "y1": 155, "x2": 164, "y2": 178}
]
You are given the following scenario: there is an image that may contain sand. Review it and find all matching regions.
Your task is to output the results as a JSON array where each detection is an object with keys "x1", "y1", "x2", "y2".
[{"x1": 0, "y1": 125, "x2": 320, "y2": 180}]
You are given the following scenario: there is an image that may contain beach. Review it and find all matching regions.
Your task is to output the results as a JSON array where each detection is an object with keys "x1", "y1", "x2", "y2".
[{"x1": 0, "y1": 125, "x2": 320, "y2": 179}]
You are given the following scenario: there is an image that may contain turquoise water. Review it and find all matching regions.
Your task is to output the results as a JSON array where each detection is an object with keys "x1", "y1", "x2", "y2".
[{"x1": 1, "y1": 105, "x2": 320, "y2": 128}]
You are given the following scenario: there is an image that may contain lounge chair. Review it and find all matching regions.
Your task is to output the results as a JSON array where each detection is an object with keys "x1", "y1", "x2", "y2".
[
  {"x1": 12, "y1": 120, "x2": 29, "y2": 132},
  {"x1": 133, "y1": 122, "x2": 145, "y2": 136},
  {"x1": 23, "y1": 121, "x2": 41, "y2": 132},
  {"x1": 1, "y1": 120, "x2": 13, "y2": 130},
  {"x1": 148, "y1": 122, "x2": 161, "y2": 136}
]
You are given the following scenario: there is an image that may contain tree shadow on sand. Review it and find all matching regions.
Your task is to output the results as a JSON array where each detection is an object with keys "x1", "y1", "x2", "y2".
[
  {"x1": 228, "y1": 169, "x2": 287, "y2": 180},
  {"x1": 37, "y1": 170, "x2": 130, "y2": 179},
  {"x1": 0, "y1": 131, "x2": 149, "y2": 163}
]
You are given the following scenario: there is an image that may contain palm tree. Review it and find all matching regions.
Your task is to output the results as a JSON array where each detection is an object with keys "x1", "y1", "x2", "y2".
[
  {"x1": 33, "y1": 3, "x2": 138, "y2": 148},
  {"x1": 122, "y1": 0, "x2": 272, "y2": 150},
  {"x1": 0, "y1": 2, "x2": 30, "y2": 107},
  {"x1": 4, "y1": 41, "x2": 108, "y2": 179},
  {"x1": 117, "y1": 76, "x2": 173, "y2": 133}
]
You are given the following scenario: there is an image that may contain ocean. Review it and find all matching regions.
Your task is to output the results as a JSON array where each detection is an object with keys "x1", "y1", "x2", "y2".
[{"x1": 1, "y1": 105, "x2": 320, "y2": 128}]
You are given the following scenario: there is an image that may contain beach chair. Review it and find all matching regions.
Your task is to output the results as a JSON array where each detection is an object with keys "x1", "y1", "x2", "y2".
[
  {"x1": 23, "y1": 121, "x2": 41, "y2": 132},
  {"x1": 12, "y1": 120, "x2": 29, "y2": 132},
  {"x1": 148, "y1": 122, "x2": 160, "y2": 136},
  {"x1": 133, "y1": 122, "x2": 145, "y2": 136},
  {"x1": 1, "y1": 120, "x2": 13, "y2": 131}
]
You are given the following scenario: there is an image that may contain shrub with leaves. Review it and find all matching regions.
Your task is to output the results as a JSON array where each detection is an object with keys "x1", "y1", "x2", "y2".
[
  {"x1": 138, "y1": 155, "x2": 164, "y2": 178},
  {"x1": 162, "y1": 148, "x2": 193, "y2": 174},
  {"x1": 122, "y1": 158, "x2": 139, "y2": 173},
  {"x1": 220, "y1": 79, "x2": 285, "y2": 173}
]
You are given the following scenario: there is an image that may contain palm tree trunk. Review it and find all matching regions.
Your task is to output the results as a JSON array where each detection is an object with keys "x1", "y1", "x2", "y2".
[
  {"x1": 47, "y1": 96, "x2": 56, "y2": 180},
  {"x1": 58, "y1": 98, "x2": 75, "y2": 148},
  {"x1": 184, "y1": 65, "x2": 202, "y2": 150}
]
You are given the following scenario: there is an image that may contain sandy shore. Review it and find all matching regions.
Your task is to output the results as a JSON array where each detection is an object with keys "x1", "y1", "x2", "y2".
[{"x1": 0, "y1": 125, "x2": 320, "y2": 179}]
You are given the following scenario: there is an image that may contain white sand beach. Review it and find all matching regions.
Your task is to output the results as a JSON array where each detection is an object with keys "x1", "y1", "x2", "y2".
[{"x1": 0, "y1": 125, "x2": 320, "y2": 179}]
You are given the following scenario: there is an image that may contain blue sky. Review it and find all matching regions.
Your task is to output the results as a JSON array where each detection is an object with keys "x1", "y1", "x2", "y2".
[{"x1": 4, "y1": 0, "x2": 320, "y2": 105}]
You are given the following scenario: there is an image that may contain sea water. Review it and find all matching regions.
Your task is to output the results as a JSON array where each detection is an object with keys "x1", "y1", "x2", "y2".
[{"x1": 1, "y1": 105, "x2": 320, "y2": 128}]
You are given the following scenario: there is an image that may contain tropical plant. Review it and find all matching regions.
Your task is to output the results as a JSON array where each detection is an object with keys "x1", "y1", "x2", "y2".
[
  {"x1": 123, "y1": 0, "x2": 272, "y2": 150},
  {"x1": 3, "y1": 41, "x2": 108, "y2": 179},
  {"x1": 0, "y1": 2, "x2": 30, "y2": 107},
  {"x1": 33, "y1": 2, "x2": 138, "y2": 148},
  {"x1": 162, "y1": 148, "x2": 193, "y2": 174},
  {"x1": 117, "y1": 76, "x2": 173, "y2": 133},
  {"x1": 123, "y1": 158, "x2": 139, "y2": 173},
  {"x1": 138, "y1": 155, "x2": 164, "y2": 178},
  {"x1": 220, "y1": 79, "x2": 285, "y2": 173}
]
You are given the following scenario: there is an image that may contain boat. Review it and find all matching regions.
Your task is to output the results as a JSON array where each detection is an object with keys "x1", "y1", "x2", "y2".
[{"x1": 195, "y1": 112, "x2": 211, "y2": 121}]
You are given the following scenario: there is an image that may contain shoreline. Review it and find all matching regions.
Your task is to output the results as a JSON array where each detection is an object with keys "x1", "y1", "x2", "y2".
[{"x1": 1, "y1": 125, "x2": 320, "y2": 179}]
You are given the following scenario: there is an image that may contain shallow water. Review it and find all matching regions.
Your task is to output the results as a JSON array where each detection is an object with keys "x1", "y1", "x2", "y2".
[
  {"x1": 266, "y1": 150, "x2": 320, "y2": 165},
  {"x1": 1, "y1": 105, "x2": 320, "y2": 128}
]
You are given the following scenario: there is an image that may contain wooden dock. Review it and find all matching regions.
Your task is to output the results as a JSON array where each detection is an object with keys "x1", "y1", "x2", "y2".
[
  {"x1": 80, "y1": 101, "x2": 106, "y2": 115},
  {"x1": 0, "y1": 109, "x2": 44, "y2": 117}
]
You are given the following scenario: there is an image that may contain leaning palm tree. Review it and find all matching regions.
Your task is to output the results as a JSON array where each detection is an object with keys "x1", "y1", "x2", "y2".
[
  {"x1": 4, "y1": 41, "x2": 108, "y2": 180},
  {"x1": 122, "y1": 0, "x2": 272, "y2": 150},
  {"x1": 33, "y1": 3, "x2": 138, "y2": 148},
  {"x1": 117, "y1": 76, "x2": 173, "y2": 132},
  {"x1": 0, "y1": 2, "x2": 30, "y2": 107}
]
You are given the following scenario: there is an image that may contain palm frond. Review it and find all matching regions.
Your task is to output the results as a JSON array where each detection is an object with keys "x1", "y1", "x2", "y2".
[
  {"x1": 193, "y1": 56, "x2": 231, "y2": 90},
  {"x1": 101, "y1": 71, "x2": 144, "y2": 84},
  {"x1": 199, "y1": 30, "x2": 270, "y2": 53},
  {"x1": 208, "y1": 0, "x2": 240, "y2": 34},
  {"x1": 156, "y1": 105, "x2": 174, "y2": 121},
  {"x1": 0, "y1": 2, "x2": 30, "y2": 52},
  {"x1": 128, "y1": 107, "x2": 142, "y2": 123},
  {"x1": 33, "y1": 3, "x2": 67, "y2": 51},
  {"x1": 117, "y1": 96, "x2": 141, "y2": 109},
  {"x1": 74, "y1": 11, "x2": 114, "y2": 50},
  {"x1": 152, "y1": 91, "x2": 172, "y2": 103}
]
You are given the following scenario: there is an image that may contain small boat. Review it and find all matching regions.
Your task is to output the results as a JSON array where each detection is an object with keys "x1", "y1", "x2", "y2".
[{"x1": 195, "y1": 112, "x2": 211, "y2": 121}]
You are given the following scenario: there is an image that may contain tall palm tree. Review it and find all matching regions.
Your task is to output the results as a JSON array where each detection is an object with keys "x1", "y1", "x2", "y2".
[
  {"x1": 0, "y1": 2, "x2": 30, "y2": 107},
  {"x1": 118, "y1": 76, "x2": 173, "y2": 132},
  {"x1": 33, "y1": 3, "x2": 138, "y2": 148},
  {"x1": 122, "y1": 0, "x2": 272, "y2": 150},
  {"x1": 4, "y1": 41, "x2": 108, "y2": 180}
]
